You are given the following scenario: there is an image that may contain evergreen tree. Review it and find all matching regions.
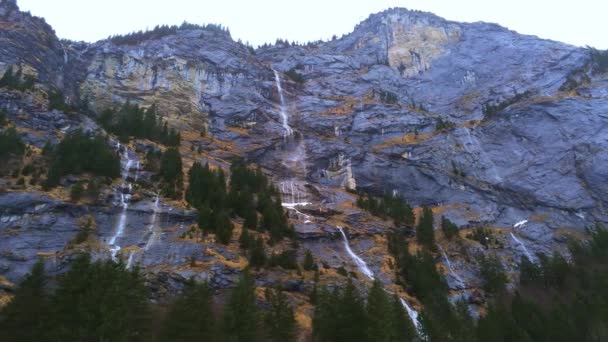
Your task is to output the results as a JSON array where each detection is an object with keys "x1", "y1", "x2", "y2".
[
  {"x1": 366, "y1": 279, "x2": 393, "y2": 342},
  {"x1": 159, "y1": 147, "x2": 183, "y2": 199},
  {"x1": 416, "y1": 206, "x2": 435, "y2": 250},
  {"x1": 249, "y1": 236, "x2": 267, "y2": 268},
  {"x1": 0, "y1": 127, "x2": 25, "y2": 160},
  {"x1": 0, "y1": 260, "x2": 50, "y2": 342},
  {"x1": 239, "y1": 227, "x2": 253, "y2": 249},
  {"x1": 441, "y1": 216, "x2": 459, "y2": 240},
  {"x1": 264, "y1": 288, "x2": 296, "y2": 342},
  {"x1": 159, "y1": 280, "x2": 217, "y2": 342},
  {"x1": 223, "y1": 270, "x2": 260, "y2": 342},
  {"x1": 44, "y1": 130, "x2": 120, "y2": 188},
  {"x1": 479, "y1": 254, "x2": 508, "y2": 294},
  {"x1": 213, "y1": 210, "x2": 234, "y2": 244},
  {"x1": 48, "y1": 254, "x2": 150, "y2": 341},
  {"x1": 302, "y1": 249, "x2": 316, "y2": 271}
]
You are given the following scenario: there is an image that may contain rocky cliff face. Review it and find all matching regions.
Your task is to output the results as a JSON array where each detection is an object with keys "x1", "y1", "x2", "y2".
[{"x1": 1, "y1": 0, "x2": 607, "y2": 315}]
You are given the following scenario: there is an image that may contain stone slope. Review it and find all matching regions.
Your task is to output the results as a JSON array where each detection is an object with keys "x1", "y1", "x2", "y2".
[{"x1": 1, "y1": 0, "x2": 607, "y2": 310}]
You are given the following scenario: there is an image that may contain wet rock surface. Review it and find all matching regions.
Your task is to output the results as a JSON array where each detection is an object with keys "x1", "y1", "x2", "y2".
[{"x1": 0, "y1": 1, "x2": 607, "y2": 305}]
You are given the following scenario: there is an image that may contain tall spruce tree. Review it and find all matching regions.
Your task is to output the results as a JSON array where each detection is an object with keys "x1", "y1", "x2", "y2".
[
  {"x1": 416, "y1": 206, "x2": 436, "y2": 250},
  {"x1": 0, "y1": 260, "x2": 50, "y2": 342},
  {"x1": 264, "y1": 288, "x2": 296, "y2": 342},
  {"x1": 223, "y1": 269, "x2": 260, "y2": 342},
  {"x1": 159, "y1": 280, "x2": 217, "y2": 341}
]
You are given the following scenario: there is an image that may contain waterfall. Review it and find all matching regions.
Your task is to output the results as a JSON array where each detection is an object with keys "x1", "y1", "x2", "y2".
[
  {"x1": 108, "y1": 143, "x2": 137, "y2": 261},
  {"x1": 439, "y1": 246, "x2": 465, "y2": 286},
  {"x1": 336, "y1": 226, "x2": 374, "y2": 280},
  {"x1": 144, "y1": 194, "x2": 161, "y2": 250},
  {"x1": 513, "y1": 220, "x2": 528, "y2": 229},
  {"x1": 126, "y1": 251, "x2": 135, "y2": 269},
  {"x1": 280, "y1": 180, "x2": 312, "y2": 223},
  {"x1": 273, "y1": 69, "x2": 294, "y2": 137},
  {"x1": 399, "y1": 298, "x2": 423, "y2": 333},
  {"x1": 510, "y1": 232, "x2": 535, "y2": 263}
]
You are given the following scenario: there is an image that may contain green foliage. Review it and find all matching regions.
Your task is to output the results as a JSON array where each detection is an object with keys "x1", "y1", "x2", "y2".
[
  {"x1": 223, "y1": 269, "x2": 260, "y2": 342},
  {"x1": 0, "y1": 65, "x2": 35, "y2": 91},
  {"x1": 313, "y1": 278, "x2": 415, "y2": 342},
  {"x1": 0, "y1": 260, "x2": 50, "y2": 342},
  {"x1": 213, "y1": 210, "x2": 234, "y2": 244},
  {"x1": 590, "y1": 47, "x2": 608, "y2": 73},
  {"x1": 249, "y1": 236, "x2": 267, "y2": 268},
  {"x1": 441, "y1": 216, "x2": 459, "y2": 240},
  {"x1": 264, "y1": 288, "x2": 296, "y2": 342},
  {"x1": 98, "y1": 103, "x2": 181, "y2": 146},
  {"x1": 416, "y1": 206, "x2": 436, "y2": 250},
  {"x1": 70, "y1": 181, "x2": 84, "y2": 201},
  {"x1": 356, "y1": 193, "x2": 415, "y2": 227},
  {"x1": 479, "y1": 254, "x2": 508, "y2": 294},
  {"x1": 0, "y1": 108, "x2": 7, "y2": 127},
  {"x1": 159, "y1": 147, "x2": 183, "y2": 199},
  {"x1": 44, "y1": 130, "x2": 120, "y2": 188},
  {"x1": 284, "y1": 67, "x2": 305, "y2": 84},
  {"x1": 466, "y1": 227, "x2": 499, "y2": 248},
  {"x1": 109, "y1": 22, "x2": 230, "y2": 45},
  {"x1": 302, "y1": 249, "x2": 316, "y2": 271},
  {"x1": 239, "y1": 227, "x2": 253, "y2": 249},
  {"x1": 482, "y1": 91, "x2": 531, "y2": 119},
  {"x1": 187, "y1": 160, "x2": 291, "y2": 251},
  {"x1": 366, "y1": 280, "x2": 416, "y2": 342},
  {"x1": 159, "y1": 280, "x2": 217, "y2": 342},
  {"x1": 313, "y1": 278, "x2": 368, "y2": 342},
  {"x1": 268, "y1": 249, "x2": 298, "y2": 270},
  {"x1": 436, "y1": 118, "x2": 455, "y2": 131},
  {"x1": 0, "y1": 127, "x2": 25, "y2": 160},
  {"x1": 49, "y1": 254, "x2": 150, "y2": 341},
  {"x1": 48, "y1": 90, "x2": 71, "y2": 112},
  {"x1": 377, "y1": 89, "x2": 398, "y2": 104}
]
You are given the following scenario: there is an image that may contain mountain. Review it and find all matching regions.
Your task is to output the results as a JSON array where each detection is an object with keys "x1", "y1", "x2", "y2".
[{"x1": 1, "y1": 0, "x2": 607, "y2": 338}]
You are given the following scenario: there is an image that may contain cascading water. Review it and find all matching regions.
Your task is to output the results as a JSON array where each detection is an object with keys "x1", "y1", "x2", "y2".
[
  {"x1": 510, "y1": 233, "x2": 535, "y2": 262},
  {"x1": 399, "y1": 298, "x2": 423, "y2": 333},
  {"x1": 126, "y1": 251, "x2": 135, "y2": 269},
  {"x1": 336, "y1": 226, "x2": 374, "y2": 280},
  {"x1": 511, "y1": 219, "x2": 536, "y2": 262},
  {"x1": 144, "y1": 194, "x2": 161, "y2": 250},
  {"x1": 439, "y1": 246, "x2": 465, "y2": 287},
  {"x1": 280, "y1": 180, "x2": 312, "y2": 223},
  {"x1": 273, "y1": 69, "x2": 294, "y2": 137},
  {"x1": 108, "y1": 143, "x2": 137, "y2": 261},
  {"x1": 336, "y1": 226, "x2": 421, "y2": 333}
]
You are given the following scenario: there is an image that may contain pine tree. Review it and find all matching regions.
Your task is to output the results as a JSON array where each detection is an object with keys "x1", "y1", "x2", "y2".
[
  {"x1": 48, "y1": 254, "x2": 150, "y2": 341},
  {"x1": 302, "y1": 249, "x2": 316, "y2": 271},
  {"x1": 366, "y1": 279, "x2": 393, "y2": 341},
  {"x1": 223, "y1": 270, "x2": 260, "y2": 342},
  {"x1": 213, "y1": 210, "x2": 233, "y2": 244},
  {"x1": 159, "y1": 280, "x2": 217, "y2": 341},
  {"x1": 0, "y1": 260, "x2": 50, "y2": 342},
  {"x1": 441, "y1": 216, "x2": 459, "y2": 240},
  {"x1": 335, "y1": 278, "x2": 368, "y2": 341},
  {"x1": 249, "y1": 237, "x2": 267, "y2": 268},
  {"x1": 264, "y1": 288, "x2": 296, "y2": 342},
  {"x1": 416, "y1": 206, "x2": 435, "y2": 250},
  {"x1": 239, "y1": 227, "x2": 252, "y2": 249},
  {"x1": 479, "y1": 254, "x2": 508, "y2": 294}
]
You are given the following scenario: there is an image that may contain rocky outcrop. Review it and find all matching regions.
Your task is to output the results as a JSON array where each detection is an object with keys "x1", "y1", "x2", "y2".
[{"x1": 1, "y1": 0, "x2": 607, "y2": 302}]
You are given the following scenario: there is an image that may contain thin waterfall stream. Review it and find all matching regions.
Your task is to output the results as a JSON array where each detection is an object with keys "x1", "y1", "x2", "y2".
[{"x1": 108, "y1": 142, "x2": 138, "y2": 261}]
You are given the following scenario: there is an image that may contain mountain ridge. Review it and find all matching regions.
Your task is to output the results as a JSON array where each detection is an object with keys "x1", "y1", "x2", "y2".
[{"x1": 0, "y1": 1, "x2": 607, "y2": 337}]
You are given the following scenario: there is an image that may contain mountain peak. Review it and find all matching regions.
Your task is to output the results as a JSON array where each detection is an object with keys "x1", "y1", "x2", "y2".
[{"x1": 0, "y1": 0, "x2": 18, "y2": 14}]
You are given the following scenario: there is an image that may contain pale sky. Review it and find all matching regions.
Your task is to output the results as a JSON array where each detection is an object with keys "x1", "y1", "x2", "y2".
[{"x1": 16, "y1": 0, "x2": 608, "y2": 49}]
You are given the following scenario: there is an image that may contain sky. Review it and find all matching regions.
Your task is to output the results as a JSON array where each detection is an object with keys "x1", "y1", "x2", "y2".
[{"x1": 16, "y1": 0, "x2": 608, "y2": 49}]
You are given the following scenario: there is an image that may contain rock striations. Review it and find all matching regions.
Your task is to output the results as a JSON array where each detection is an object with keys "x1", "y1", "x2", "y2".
[{"x1": 0, "y1": 0, "x2": 607, "y2": 309}]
